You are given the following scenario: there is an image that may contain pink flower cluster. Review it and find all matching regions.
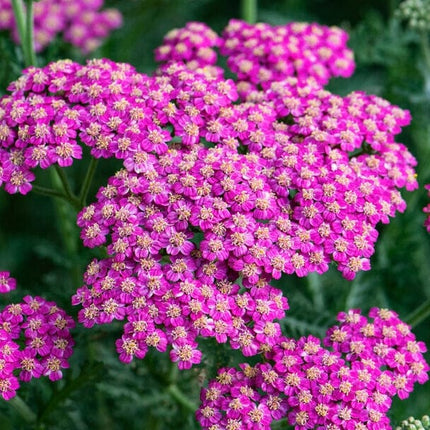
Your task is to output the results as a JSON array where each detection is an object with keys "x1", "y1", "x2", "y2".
[
  {"x1": 0, "y1": 58, "x2": 417, "y2": 276},
  {"x1": 0, "y1": 294, "x2": 75, "y2": 400},
  {"x1": 0, "y1": 59, "x2": 237, "y2": 194},
  {"x1": 197, "y1": 308, "x2": 429, "y2": 430},
  {"x1": 73, "y1": 146, "x2": 290, "y2": 369},
  {"x1": 0, "y1": 272, "x2": 16, "y2": 294},
  {"x1": 243, "y1": 78, "x2": 417, "y2": 279},
  {"x1": 155, "y1": 21, "x2": 223, "y2": 78},
  {"x1": 224, "y1": 19, "x2": 354, "y2": 83},
  {"x1": 0, "y1": 0, "x2": 122, "y2": 54},
  {"x1": 154, "y1": 19, "x2": 355, "y2": 93},
  {"x1": 0, "y1": 59, "x2": 146, "y2": 194},
  {"x1": 221, "y1": 19, "x2": 355, "y2": 94},
  {"x1": 0, "y1": 21, "x2": 423, "y2": 378}
]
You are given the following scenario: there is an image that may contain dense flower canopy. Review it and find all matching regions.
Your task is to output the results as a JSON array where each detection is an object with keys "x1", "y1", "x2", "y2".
[
  {"x1": 0, "y1": 55, "x2": 417, "y2": 278},
  {"x1": 220, "y1": 19, "x2": 355, "y2": 91},
  {"x1": 0, "y1": 21, "x2": 427, "y2": 417},
  {"x1": 0, "y1": 291, "x2": 75, "y2": 400},
  {"x1": 197, "y1": 308, "x2": 429, "y2": 430},
  {"x1": 0, "y1": 0, "x2": 122, "y2": 53},
  {"x1": 155, "y1": 19, "x2": 356, "y2": 92},
  {"x1": 155, "y1": 21, "x2": 222, "y2": 77}
]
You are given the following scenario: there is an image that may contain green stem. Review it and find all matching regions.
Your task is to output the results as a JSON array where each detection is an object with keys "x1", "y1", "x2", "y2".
[
  {"x1": 32, "y1": 182, "x2": 81, "y2": 211},
  {"x1": 167, "y1": 384, "x2": 198, "y2": 413},
  {"x1": 421, "y1": 31, "x2": 430, "y2": 72},
  {"x1": 24, "y1": 0, "x2": 37, "y2": 67},
  {"x1": 241, "y1": 0, "x2": 257, "y2": 24},
  {"x1": 9, "y1": 395, "x2": 37, "y2": 424},
  {"x1": 169, "y1": 360, "x2": 179, "y2": 381},
  {"x1": 10, "y1": 0, "x2": 28, "y2": 63},
  {"x1": 54, "y1": 165, "x2": 75, "y2": 200},
  {"x1": 306, "y1": 272, "x2": 324, "y2": 310},
  {"x1": 420, "y1": 30, "x2": 430, "y2": 96},
  {"x1": 11, "y1": 0, "x2": 37, "y2": 67},
  {"x1": 49, "y1": 168, "x2": 82, "y2": 287},
  {"x1": 32, "y1": 184, "x2": 74, "y2": 202},
  {"x1": 37, "y1": 361, "x2": 105, "y2": 425},
  {"x1": 166, "y1": 362, "x2": 198, "y2": 413},
  {"x1": 53, "y1": 191, "x2": 81, "y2": 280},
  {"x1": 78, "y1": 158, "x2": 99, "y2": 207},
  {"x1": 50, "y1": 166, "x2": 81, "y2": 210},
  {"x1": 404, "y1": 297, "x2": 430, "y2": 328}
]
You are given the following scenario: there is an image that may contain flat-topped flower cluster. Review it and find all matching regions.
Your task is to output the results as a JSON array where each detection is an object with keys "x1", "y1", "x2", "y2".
[
  {"x1": 0, "y1": 19, "x2": 422, "y2": 362},
  {"x1": 0, "y1": 0, "x2": 122, "y2": 54},
  {"x1": 0, "y1": 51, "x2": 417, "y2": 276},
  {"x1": 0, "y1": 288, "x2": 75, "y2": 400},
  {"x1": 155, "y1": 19, "x2": 355, "y2": 92},
  {"x1": 197, "y1": 308, "x2": 429, "y2": 430}
]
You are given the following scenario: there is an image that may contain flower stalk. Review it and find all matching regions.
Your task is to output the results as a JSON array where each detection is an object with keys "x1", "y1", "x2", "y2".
[
  {"x1": 31, "y1": 184, "x2": 77, "y2": 203},
  {"x1": 405, "y1": 297, "x2": 430, "y2": 328},
  {"x1": 167, "y1": 384, "x2": 198, "y2": 413},
  {"x1": 241, "y1": 0, "x2": 257, "y2": 24},
  {"x1": 24, "y1": 0, "x2": 37, "y2": 66},
  {"x1": 8, "y1": 395, "x2": 37, "y2": 424},
  {"x1": 420, "y1": 30, "x2": 430, "y2": 95},
  {"x1": 47, "y1": 168, "x2": 81, "y2": 210},
  {"x1": 78, "y1": 158, "x2": 99, "y2": 207},
  {"x1": 11, "y1": 0, "x2": 37, "y2": 67},
  {"x1": 167, "y1": 363, "x2": 198, "y2": 413},
  {"x1": 10, "y1": 0, "x2": 27, "y2": 62}
]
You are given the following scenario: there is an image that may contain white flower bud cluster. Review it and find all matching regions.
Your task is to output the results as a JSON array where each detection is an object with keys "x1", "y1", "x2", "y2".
[
  {"x1": 396, "y1": 0, "x2": 430, "y2": 31},
  {"x1": 396, "y1": 415, "x2": 430, "y2": 430}
]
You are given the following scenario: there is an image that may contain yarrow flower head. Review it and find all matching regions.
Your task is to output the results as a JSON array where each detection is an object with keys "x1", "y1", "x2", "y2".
[
  {"x1": 155, "y1": 21, "x2": 223, "y2": 78},
  {"x1": 238, "y1": 78, "x2": 417, "y2": 278},
  {"x1": 152, "y1": 23, "x2": 418, "y2": 277},
  {"x1": 153, "y1": 19, "x2": 355, "y2": 98},
  {"x1": 197, "y1": 308, "x2": 429, "y2": 430},
  {"x1": 0, "y1": 289, "x2": 75, "y2": 400},
  {"x1": 0, "y1": 19, "x2": 421, "y2": 379},
  {"x1": 0, "y1": 58, "x2": 237, "y2": 194},
  {"x1": 68, "y1": 20, "x2": 421, "y2": 368},
  {"x1": 219, "y1": 19, "x2": 355, "y2": 95},
  {"x1": 0, "y1": 0, "x2": 122, "y2": 54},
  {"x1": 74, "y1": 145, "x2": 291, "y2": 368},
  {"x1": 73, "y1": 105, "x2": 417, "y2": 366}
]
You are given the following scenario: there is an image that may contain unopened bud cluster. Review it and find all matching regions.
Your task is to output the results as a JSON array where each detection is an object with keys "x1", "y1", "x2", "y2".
[
  {"x1": 396, "y1": 415, "x2": 430, "y2": 430},
  {"x1": 396, "y1": 0, "x2": 430, "y2": 32}
]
